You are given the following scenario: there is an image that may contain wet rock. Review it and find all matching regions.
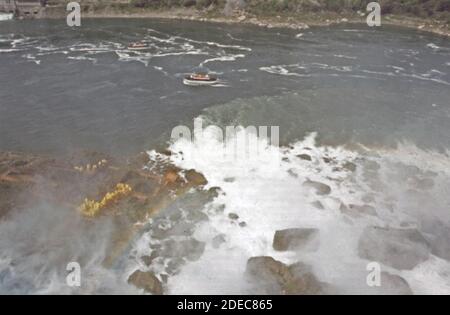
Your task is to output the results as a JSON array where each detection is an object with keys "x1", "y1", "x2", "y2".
[
  {"x1": 421, "y1": 219, "x2": 450, "y2": 262},
  {"x1": 246, "y1": 257, "x2": 325, "y2": 295},
  {"x1": 122, "y1": 170, "x2": 157, "y2": 194},
  {"x1": 358, "y1": 226, "x2": 430, "y2": 270},
  {"x1": 185, "y1": 169, "x2": 207, "y2": 186},
  {"x1": 285, "y1": 262, "x2": 325, "y2": 295},
  {"x1": 0, "y1": 152, "x2": 74, "y2": 218},
  {"x1": 151, "y1": 217, "x2": 195, "y2": 240},
  {"x1": 158, "y1": 149, "x2": 172, "y2": 157},
  {"x1": 342, "y1": 161, "x2": 357, "y2": 172},
  {"x1": 228, "y1": 213, "x2": 239, "y2": 220},
  {"x1": 163, "y1": 168, "x2": 180, "y2": 185},
  {"x1": 297, "y1": 154, "x2": 312, "y2": 161},
  {"x1": 160, "y1": 274, "x2": 169, "y2": 284},
  {"x1": 128, "y1": 270, "x2": 163, "y2": 295},
  {"x1": 214, "y1": 204, "x2": 226, "y2": 213},
  {"x1": 212, "y1": 234, "x2": 226, "y2": 249},
  {"x1": 273, "y1": 228, "x2": 319, "y2": 252},
  {"x1": 141, "y1": 253, "x2": 158, "y2": 266},
  {"x1": 340, "y1": 204, "x2": 377, "y2": 217},
  {"x1": 0, "y1": 150, "x2": 210, "y2": 270},
  {"x1": 246, "y1": 257, "x2": 289, "y2": 288},
  {"x1": 208, "y1": 187, "x2": 222, "y2": 198},
  {"x1": 311, "y1": 201, "x2": 324, "y2": 210},
  {"x1": 333, "y1": 161, "x2": 357, "y2": 173},
  {"x1": 186, "y1": 208, "x2": 209, "y2": 222},
  {"x1": 380, "y1": 272, "x2": 413, "y2": 295},
  {"x1": 166, "y1": 257, "x2": 186, "y2": 275},
  {"x1": 287, "y1": 169, "x2": 298, "y2": 178},
  {"x1": 168, "y1": 209, "x2": 183, "y2": 222},
  {"x1": 129, "y1": 152, "x2": 150, "y2": 168},
  {"x1": 302, "y1": 180, "x2": 331, "y2": 196}
]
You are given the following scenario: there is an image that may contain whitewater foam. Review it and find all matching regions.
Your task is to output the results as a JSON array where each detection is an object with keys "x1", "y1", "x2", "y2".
[
  {"x1": 141, "y1": 129, "x2": 450, "y2": 294},
  {"x1": 0, "y1": 28, "x2": 251, "y2": 71},
  {"x1": 260, "y1": 61, "x2": 450, "y2": 86}
]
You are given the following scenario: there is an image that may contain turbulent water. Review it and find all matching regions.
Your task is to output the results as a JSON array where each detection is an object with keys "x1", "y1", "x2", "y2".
[{"x1": 0, "y1": 18, "x2": 449, "y2": 294}]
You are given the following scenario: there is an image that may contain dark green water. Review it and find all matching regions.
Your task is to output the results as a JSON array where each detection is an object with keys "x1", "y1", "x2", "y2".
[{"x1": 0, "y1": 19, "x2": 449, "y2": 156}]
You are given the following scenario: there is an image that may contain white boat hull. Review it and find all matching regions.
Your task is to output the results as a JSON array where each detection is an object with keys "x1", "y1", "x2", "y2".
[
  {"x1": 183, "y1": 78, "x2": 217, "y2": 86},
  {"x1": 0, "y1": 13, "x2": 14, "y2": 21}
]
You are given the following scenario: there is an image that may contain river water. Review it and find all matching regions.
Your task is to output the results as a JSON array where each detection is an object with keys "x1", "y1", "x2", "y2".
[{"x1": 0, "y1": 18, "x2": 449, "y2": 294}]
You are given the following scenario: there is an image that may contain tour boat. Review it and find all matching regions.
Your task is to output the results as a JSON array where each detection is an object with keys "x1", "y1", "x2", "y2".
[
  {"x1": 183, "y1": 73, "x2": 218, "y2": 86},
  {"x1": 0, "y1": 13, "x2": 14, "y2": 21}
]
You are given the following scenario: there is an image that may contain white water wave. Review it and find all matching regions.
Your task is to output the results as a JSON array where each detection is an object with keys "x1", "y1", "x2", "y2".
[
  {"x1": 260, "y1": 62, "x2": 450, "y2": 85},
  {"x1": 200, "y1": 54, "x2": 246, "y2": 67},
  {"x1": 147, "y1": 128, "x2": 450, "y2": 294},
  {"x1": 0, "y1": 29, "x2": 251, "y2": 70},
  {"x1": 333, "y1": 54, "x2": 357, "y2": 60},
  {"x1": 67, "y1": 56, "x2": 97, "y2": 63}
]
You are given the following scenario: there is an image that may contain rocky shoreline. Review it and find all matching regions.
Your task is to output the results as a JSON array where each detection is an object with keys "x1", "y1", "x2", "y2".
[
  {"x1": 2, "y1": 146, "x2": 450, "y2": 294},
  {"x1": 0, "y1": 150, "x2": 208, "y2": 266},
  {"x1": 27, "y1": 5, "x2": 450, "y2": 37}
]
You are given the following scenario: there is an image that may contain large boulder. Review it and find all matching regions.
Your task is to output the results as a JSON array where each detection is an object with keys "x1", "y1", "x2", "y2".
[
  {"x1": 358, "y1": 226, "x2": 430, "y2": 270},
  {"x1": 128, "y1": 270, "x2": 163, "y2": 295},
  {"x1": 185, "y1": 169, "x2": 207, "y2": 186},
  {"x1": 284, "y1": 262, "x2": 325, "y2": 295},
  {"x1": 420, "y1": 219, "x2": 450, "y2": 262},
  {"x1": 361, "y1": 271, "x2": 413, "y2": 295},
  {"x1": 340, "y1": 203, "x2": 377, "y2": 217},
  {"x1": 297, "y1": 154, "x2": 312, "y2": 161},
  {"x1": 273, "y1": 228, "x2": 319, "y2": 252},
  {"x1": 379, "y1": 272, "x2": 413, "y2": 295},
  {"x1": 245, "y1": 256, "x2": 326, "y2": 295}
]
